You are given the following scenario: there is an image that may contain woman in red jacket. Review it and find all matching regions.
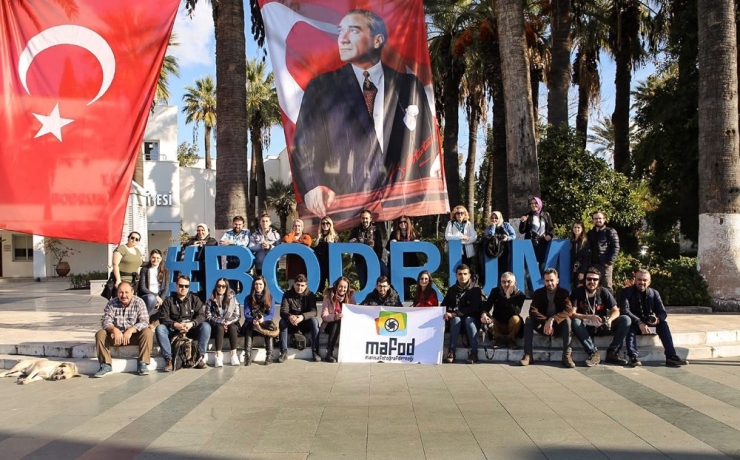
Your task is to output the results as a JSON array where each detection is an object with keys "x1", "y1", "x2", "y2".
[{"x1": 412, "y1": 270, "x2": 439, "y2": 307}]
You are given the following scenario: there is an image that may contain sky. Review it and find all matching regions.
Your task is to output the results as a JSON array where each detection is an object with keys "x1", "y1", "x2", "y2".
[{"x1": 166, "y1": 2, "x2": 658, "y2": 169}]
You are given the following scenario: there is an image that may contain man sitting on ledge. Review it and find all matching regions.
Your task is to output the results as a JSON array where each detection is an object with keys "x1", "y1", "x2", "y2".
[
  {"x1": 620, "y1": 269, "x2": 688, "y2": 367},
  {"x1": 520, "y1": 268, "x2": 574, "y2": 368},
  {"x1": 95, "y1": 281, "x2": 152, "y2": 378}
]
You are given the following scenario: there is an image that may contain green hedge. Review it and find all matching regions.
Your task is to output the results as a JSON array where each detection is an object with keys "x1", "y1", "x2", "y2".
[{"x1": 613, "y1": 255, "x2": 710, "y2": 306}]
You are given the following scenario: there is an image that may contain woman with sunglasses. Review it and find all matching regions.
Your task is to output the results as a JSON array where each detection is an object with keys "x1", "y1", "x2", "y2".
[
  {"x1": 445, "y1": 205, "x2": 477, "y2": 268},
  {"x1": 243, "y1": 275, "x2": 275, "y2": 365},
  {"x1": 138, "y1": 249, "x2": 170, "y2": 315},
  {"x1": 320, "y1": 276, "x2": 356, "y2": 362},
  {"x1": 112, "y1": 231, "x2": 143, "y2": 288},
  {"x1": 412, "y1": 270, "x2": 438, "y2": 307},
  {"x1": 205, "y1": 277, "x2": 242, "y2": 367},
  {"x1": 313, "y1": 217, "x2": 340, "y2": 294},
  {"x1": 387, "y1": 215, "x2": 420, "y2": 299}
]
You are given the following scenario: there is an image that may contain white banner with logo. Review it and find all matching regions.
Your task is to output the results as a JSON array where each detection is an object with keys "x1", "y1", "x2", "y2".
[{"x1": 338, "y1": 305, "x2": 445, "y2": 364}]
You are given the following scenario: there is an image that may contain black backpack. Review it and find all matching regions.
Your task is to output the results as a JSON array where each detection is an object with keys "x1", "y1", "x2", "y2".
[
  {"x1": 171, "y1": 335, "x2": 201, "y2": 370},
  {"x1": 290, "y1": 332, "x2": 311, "y2": 350},
  {"x1": 482, "y1": 235, "x2": 505, "y2": 259}
]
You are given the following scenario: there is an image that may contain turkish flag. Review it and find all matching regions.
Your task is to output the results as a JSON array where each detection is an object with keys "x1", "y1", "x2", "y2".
[{"x1": 0, "y1": 0, "x2": 179, "y2": 243}]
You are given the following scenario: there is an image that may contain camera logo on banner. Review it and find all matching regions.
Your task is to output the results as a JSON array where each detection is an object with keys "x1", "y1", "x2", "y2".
[{"x1": 375, "y1": 311, "x2": 407, "y2": 337}]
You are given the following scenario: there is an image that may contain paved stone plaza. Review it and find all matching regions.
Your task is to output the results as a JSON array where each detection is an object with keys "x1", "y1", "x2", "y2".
[
  {"x1": 1, "y1": 359, "x2": 740, "y2": 459},
  {"x1": 1, "y1": 279, "x2": 740, "y2": 459}
]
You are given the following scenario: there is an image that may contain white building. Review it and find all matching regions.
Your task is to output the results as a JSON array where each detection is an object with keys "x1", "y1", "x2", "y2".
[{"x1": 0, "y1": 106, "x2": 217, "y2": 279}]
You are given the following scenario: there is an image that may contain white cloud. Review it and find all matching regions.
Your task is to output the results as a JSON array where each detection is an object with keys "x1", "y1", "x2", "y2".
[{"x1": 169, "y1": 3, "x2": 215, "y2": 69}]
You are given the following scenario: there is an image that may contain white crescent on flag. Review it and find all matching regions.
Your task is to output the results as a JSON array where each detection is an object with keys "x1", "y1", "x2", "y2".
[{"x1": 260, "y1": 2, "x2": 337, "y2": 124}]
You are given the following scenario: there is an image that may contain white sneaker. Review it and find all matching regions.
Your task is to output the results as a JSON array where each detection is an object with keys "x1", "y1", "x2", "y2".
[
  {"x1": 215, "y1": 354, "x2": 224, "y2": 368},
  {"x1": 230, "y1": 354, "x2": 240, "y2": 366}
]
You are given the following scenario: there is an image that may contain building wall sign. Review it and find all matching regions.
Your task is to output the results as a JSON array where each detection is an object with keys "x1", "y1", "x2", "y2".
[{"x1": 147, "y1": 191, "x2": 173, "y2": 207}]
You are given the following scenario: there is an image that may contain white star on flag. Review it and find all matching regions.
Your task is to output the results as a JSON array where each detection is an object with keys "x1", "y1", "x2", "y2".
[{"x1": 33, "y1": 103, "x2": 74, "y2": 141}]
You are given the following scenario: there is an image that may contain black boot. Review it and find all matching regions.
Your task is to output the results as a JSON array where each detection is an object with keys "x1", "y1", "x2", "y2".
[
  {"x1": 326, "y1": 348, "x2": 336, "y2": 363},
  {"x1": 244, "y1": 335, "x2": 253, "y2": 366},
  {"x1": 264, "y1": 336, "x2": 274, "y2": 366}
]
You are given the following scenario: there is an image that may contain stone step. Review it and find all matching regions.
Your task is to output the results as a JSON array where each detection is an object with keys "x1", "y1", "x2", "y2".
[{"x1": 665, "y1": 306, "x2": 713, "y2": 314}]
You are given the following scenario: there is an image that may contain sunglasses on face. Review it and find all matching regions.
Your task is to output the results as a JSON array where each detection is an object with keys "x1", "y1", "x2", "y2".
[
  {"x1": 399, "y1": 221, "x2": 407, "y2": 224},
  {"x1": 129, "y1": 236, "x2": 139, "y2": 241},
  {"x1": 586, "y1": 278, "x2": 600, "y2": 282},
  {"x1": 456, "y1": 211, "x2": 464, "y2": 215},
  {"x1": 321, "y1": 222, "x2": 330, "y2": 226},
  {"x1": 178, "y1": 284, "x2": 190, "y2": 288},
  {"x1": 216, "y1": 284, "x2": 228, "y2": 288},
  {"x1": 419, "y1": 277, "x2": 429, "y2": 281}
]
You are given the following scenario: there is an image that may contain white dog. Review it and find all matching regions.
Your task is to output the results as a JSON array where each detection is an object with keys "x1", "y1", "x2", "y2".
[{"x1": 0, "y1": 359, "x2": 81, "y2": 385}]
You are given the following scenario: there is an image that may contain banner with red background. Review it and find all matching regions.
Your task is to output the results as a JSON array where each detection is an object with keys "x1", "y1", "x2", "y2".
[
  {"x1": 0, "y1": 0, "x2": 179, "y2": 243},
  {"x1": 258, "y1": 0, "x2": 448, "y2": 231}
]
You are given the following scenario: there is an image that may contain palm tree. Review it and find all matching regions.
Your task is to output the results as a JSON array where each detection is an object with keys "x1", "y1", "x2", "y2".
[
  {"x1": 493, "y1": 0, "x2": 541, "y2": 216},
  {"x1": 697, "y1": 1, "x2": 740, "y2": 311},
  {"x1": 427, "y1": 0, "x2": 472, "y2": 210},
  {"x1": 246, "y1": 58, "x2": 281, "y2": 218},
  {"x1": 587, "y1": 116, "x2": 614, "y2": 159},
  {"x1": 265, "y1": 178, "x2": 296, "y2": 235},
  {"x1": 181, "y1": 76, "x2": 216, "y2": 170},
  {"x1": 187, "y1": 0, "x2": 248, "y2": 231}
]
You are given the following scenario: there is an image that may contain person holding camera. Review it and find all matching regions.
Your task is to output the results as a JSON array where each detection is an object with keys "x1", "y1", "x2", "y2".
[
  {"x1": 481, "y1": 272, "x2": 526, "y2": 349},
  {"x1": 620, "y1": 269, "x2": 688, "y2": 367},
  {"x1": 243, "y1": 275, "x2": 276, "y2": 366},
  {"x1": 205, "y1": 277, "x2": 241, "y2": 367},
  {"x1": 155, "y1": 275, "x2": 210, "y2": 371},
  {"x1": 570, "y1": 267, "x2": 631, "y2": 367},
  {"x1": 441, "y1": 264, "x2": 484, "y2": 364},
  {"x1": 321, "y1": 276, "x2": 356, "y2": 363},
  {"x1": 278, "y1": 274, "x2": 320, "y2": 363},
  {"x1": 479, "y1": 211, "x2": 516, "y2": 285},
  {"x1": 519, "y1": 197, "x2": 554, "y2": 270},
  {"x1": 520, "y1": 268, "x2": 574, "y2": 367}
]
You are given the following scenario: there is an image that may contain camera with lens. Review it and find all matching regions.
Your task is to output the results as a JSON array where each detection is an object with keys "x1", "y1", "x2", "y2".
[
  {"x1": 598, "y1": 317, "x2": 611, "y2": 331},
  {"x1": 643, "y1": 314, "x2": 657, "y2": 325}
]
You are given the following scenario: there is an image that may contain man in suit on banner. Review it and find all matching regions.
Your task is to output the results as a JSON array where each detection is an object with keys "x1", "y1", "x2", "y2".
[{"x1": 292, "y1": 9, "x2": 440, "y2": 220}]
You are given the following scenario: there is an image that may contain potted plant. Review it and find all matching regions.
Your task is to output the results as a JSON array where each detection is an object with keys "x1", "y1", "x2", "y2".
[{"x1": 36, "y1": 238, "x2": 78, "y2": 277}]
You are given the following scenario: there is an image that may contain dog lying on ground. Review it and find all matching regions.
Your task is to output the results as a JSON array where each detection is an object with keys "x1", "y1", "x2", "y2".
[{"x1": 0, "y1": 359, "x2": 81, "y2": 384}]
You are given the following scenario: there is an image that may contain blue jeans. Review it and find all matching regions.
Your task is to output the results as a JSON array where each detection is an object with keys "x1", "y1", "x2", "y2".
[
  {"x1": 155, "y1": 322, "x2": 212, "y2": 359},
  {"x1": 279, "y1": 317, "x2": 320, "y2": 352},
  {"x1": 140, "y1": 294, "x2": 157, "y2": 314},
  {"x1": 571, "y1": 318, "x2": 598, "y2": 354},
  {"x1": 626, "y1": 319, "x2": 676, "y2": 358},
  {"x1": 523, "y1": 316, "x2": 571, "y2": 355},
  {"x1": 449, "y1": 316, "x2": 478, "y2": 352}
]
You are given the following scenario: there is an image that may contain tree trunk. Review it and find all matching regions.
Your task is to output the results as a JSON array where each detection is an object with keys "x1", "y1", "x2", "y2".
[
  {"x1": 493, "y1": 0, "x2": 540, "y2": 217},
  {"x1": 612, "y1": 48, "x2": 632, "y2": 175},
  {"x1": 443, "y1": 58, "x2": 465, "y2": 209},
  {"x1": 465, "y1": 107, "x2": 479, "y2": 221},
  {"x1": 214, "y1": 0, "x2": 248, "y2": 231},
  {"x1": 489, "y1": 31, "x2": 508, "y2": 219},
  {"x1": 204, "y1": 124, "x2": 212, "y2": 170},
  {"x1": 548, "y1": 0, "x2": 571, "y2": 128},
  {"x1": 253, "y1": 120, "x2": 267, "y2": 215},
  {"x1": 133, "y1": 151, "x2": 144, "y2": 186},
  {"x1": 697, "y1": 0, "x2": 740, "y2": 311},
  {"x1": 530, "y1": 64, "x2": 540, "y2": 139},
  {"x1": 483, "y1": 127, "x2": 494, "y2": 218},
  {"x1": 248, "y1": 138, "x2": 257, "y2": 225},
  {"x1": 575, "y1": 51, "x2": 590, "y2": 150}
]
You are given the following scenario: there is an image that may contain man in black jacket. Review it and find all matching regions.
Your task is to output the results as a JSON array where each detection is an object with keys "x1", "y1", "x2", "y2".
[
  {"x1": 482, "y1": 272, "x2": 526, "y2": 349},
  {"x1": 441, "y1": 264, "x2": 484, "y2": 364},
  {"x1": 349, "y1": 210, "x2": 387, "y2": 290},
  {"x1": 620, "y1": 269, "x2": 688, "y2": 367},
  {"x1": 278, "y1": 274, "x2": 320, "y2": 363},
  {"x1": 586, "y1": 211, "x2": 620, "y2": 292},
  {"x1": 361, "y1": 276, "x2": 402, "y2": 307},
  {"x1": 154, "y1": 275, "x2": 211, "y2": 371},
  {"x1": 520, "y1": 268, "x2": 574, "y2": 367}
]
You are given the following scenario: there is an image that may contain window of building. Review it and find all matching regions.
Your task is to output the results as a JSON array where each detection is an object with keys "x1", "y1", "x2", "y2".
[
  {"x1": 143, "y1": 141, "x2": 160, "y2": 161},
  {"x1": 13, "y1": 234, "x2": 33, "y2": 261}
]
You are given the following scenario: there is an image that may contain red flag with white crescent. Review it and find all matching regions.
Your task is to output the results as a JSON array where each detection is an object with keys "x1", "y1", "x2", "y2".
[
  {"x1": 258, "y1": 0, "x2": 448, "y2": 232},
  {"x1": 0, "y1": 0, "x2": 179, "y2": 243}
]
